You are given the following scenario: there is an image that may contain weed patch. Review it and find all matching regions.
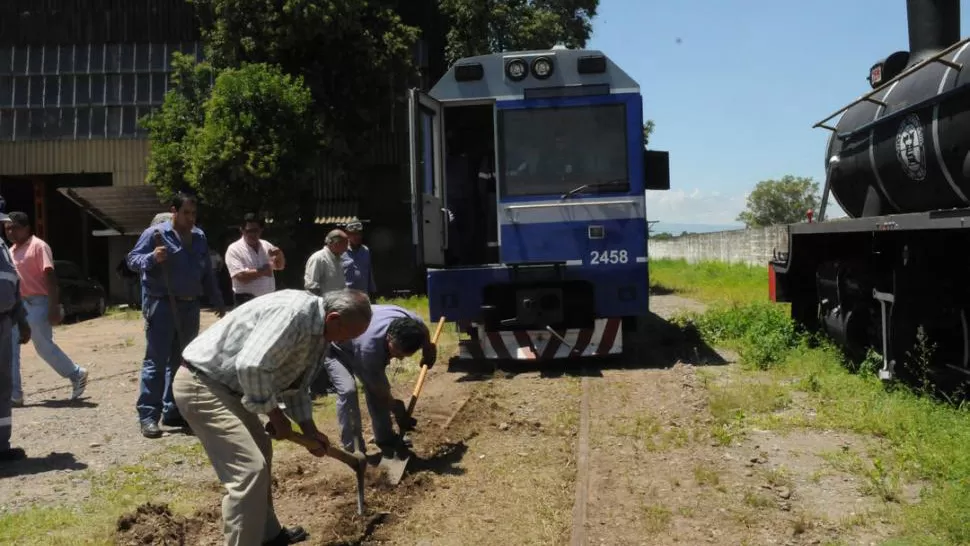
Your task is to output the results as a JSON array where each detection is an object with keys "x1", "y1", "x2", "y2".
[{"x1": 652, "y1": 258, "x2": 970, "y2": 544}]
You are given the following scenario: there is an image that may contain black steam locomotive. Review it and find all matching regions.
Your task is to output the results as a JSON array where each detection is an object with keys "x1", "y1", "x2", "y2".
[{"x1": 770, "y1": 0, "x2": 970, "y2": 383}]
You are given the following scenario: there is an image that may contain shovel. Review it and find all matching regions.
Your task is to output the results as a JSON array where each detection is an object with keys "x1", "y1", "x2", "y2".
[
  {"x1": 266, "y1": 421, "x2": 367, "y2": 515},
  {"x1": 381, "y1": 316, "x2": 447, "y2": 485}
]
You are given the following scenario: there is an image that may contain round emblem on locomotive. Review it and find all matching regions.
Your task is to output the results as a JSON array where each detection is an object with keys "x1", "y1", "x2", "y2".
[{"x1": 895, "y1": 113, "x2": 926, "y2": 181}]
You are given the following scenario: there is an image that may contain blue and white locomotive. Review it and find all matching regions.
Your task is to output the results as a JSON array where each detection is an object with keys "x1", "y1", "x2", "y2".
[{"x1": 407, "y1": 46, "x2": 670, "y2": 361}]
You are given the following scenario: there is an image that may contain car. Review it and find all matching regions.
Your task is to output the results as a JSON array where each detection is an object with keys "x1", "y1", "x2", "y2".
[{"x1": 54, "y1": 260, "x2": 107, "y2": 320}]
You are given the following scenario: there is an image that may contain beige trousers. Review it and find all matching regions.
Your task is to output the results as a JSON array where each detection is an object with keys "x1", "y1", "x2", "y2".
[{"x1": 172, "y1": 365, "x2": 282, "y2": 546}]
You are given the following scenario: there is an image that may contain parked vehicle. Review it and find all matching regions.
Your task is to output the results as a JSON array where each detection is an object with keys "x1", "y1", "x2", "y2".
[{"x1": 55, "y1": 260, "x2": 107, "y2": 320}]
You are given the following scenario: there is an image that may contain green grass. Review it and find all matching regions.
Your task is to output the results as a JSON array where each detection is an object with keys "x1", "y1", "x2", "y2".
[
  {"x1": 0, "y1": 447, "x2": 211, "y2": 545},
  {"x1": 651, "y1": 258, "x2": 970, "y2": 545},
  {"x1": 650, "y1": 257, "x2": 769, "y2": 305},
  {"x1": 3, "y1": 296, "x2": 439, "y2": 544}
]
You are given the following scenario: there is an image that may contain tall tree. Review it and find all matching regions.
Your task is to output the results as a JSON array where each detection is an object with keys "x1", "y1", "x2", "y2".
[
  {"x1": 188, "y1": 0, "x2": 420, "y2": 157},
  {"x1": 143, "y1": 55, "x2": 320, "y2": 227},
  {"x1": 439, "y1": 0, "x2": 599, "y2": 63},
  {"x1": 736, "y1": 175, "x2": 821, "y2": 227},
  {"x1": 643, "y1": 120, "x2": 655, "y2": 148}
]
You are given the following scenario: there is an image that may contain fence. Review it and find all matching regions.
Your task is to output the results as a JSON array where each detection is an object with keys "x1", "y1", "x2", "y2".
[{"x1": 647, "y1": 225, "x2": 789, "y2": 266}]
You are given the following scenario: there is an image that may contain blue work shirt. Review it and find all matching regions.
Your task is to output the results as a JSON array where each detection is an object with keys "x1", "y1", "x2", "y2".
[
  {"x1": 333, "y1": 304, "x2": 432, "y2": 373},
  {"x1": 126, "y1": 220, "x2": 224, "y2": 306},
  {"x1": 0, "y1": 239, "x2": 25, "y2": 323},
  {"x1": 341, "y1": 244, "x2": 376, "y2": 294}
]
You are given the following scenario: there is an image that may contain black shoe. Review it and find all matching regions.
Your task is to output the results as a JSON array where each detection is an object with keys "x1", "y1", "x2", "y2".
[
  {"x1": 263, "y1": 526, "x2": 308, "y2": 545},
  {"x1": 161, "y1": 415, "x2": 189, "y2": 429},
  {"x1": 141, "y1": 421, "x2": 163, "y2": 439},
  {"x1": 0, "y1": 447, "x2": 26, "y2": 462}
]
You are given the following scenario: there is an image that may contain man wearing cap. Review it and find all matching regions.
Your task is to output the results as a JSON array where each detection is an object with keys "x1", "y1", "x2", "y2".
[
  {"x1": 340, "y1": 221, "x2": 376, "y2": 300},
  {"x1": 0, "y1": 198, "x2": 29, "y2": 462}
]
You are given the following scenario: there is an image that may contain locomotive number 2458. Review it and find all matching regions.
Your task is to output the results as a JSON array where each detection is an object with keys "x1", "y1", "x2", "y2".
[{"x1": 589, "y1": 249, "x2": 629, "y2": 265}]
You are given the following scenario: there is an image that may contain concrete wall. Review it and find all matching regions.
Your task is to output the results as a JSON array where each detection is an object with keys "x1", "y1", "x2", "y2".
[{"x1": 648, "y1": 225, "x2": 790, "y2": 266}]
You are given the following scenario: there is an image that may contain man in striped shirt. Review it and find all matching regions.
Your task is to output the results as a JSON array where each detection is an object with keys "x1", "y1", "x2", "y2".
[{"x1": 172, "y1": 288, "x2": 372, "y2": 546}]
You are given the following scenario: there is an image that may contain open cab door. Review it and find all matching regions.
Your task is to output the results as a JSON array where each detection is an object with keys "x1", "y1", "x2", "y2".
[{"x1": 409, "y1": 88, "x2": 447, "y2": 268}]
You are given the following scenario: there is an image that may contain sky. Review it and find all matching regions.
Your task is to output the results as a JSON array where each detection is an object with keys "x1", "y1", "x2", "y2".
[{"x1": 586, "y1": 0, "x2": 970, "y2": 229}]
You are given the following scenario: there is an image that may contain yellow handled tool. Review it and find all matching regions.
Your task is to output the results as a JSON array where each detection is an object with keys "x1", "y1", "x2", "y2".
[{"x1": 405, "y1": 316, "x2": 447, "y2": 416}]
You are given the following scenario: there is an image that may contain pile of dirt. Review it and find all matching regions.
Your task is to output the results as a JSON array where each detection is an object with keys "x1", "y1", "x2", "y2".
[
  {"x1": 115, "y1": 503, "x2": 193, "y2": 545},
  {"x1": 115, "y1": 502, "x2": 220, "y2": 546}
]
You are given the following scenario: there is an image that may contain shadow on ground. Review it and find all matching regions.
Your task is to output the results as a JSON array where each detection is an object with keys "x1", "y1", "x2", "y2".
[
  {"x1": 447, "y1": 311, "x2": 728, "y2": 380},
  {"x1": 23, "y1": 399, "x2": 99, "y2": 409},
  {"x1": 0, "y1": 451, "x2": 88, "y2": 478}
]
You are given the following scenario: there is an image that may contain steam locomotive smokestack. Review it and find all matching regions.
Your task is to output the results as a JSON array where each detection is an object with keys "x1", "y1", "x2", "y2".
[{"x1": 906, "y1": 0, "x2": 961, "y2": 66}]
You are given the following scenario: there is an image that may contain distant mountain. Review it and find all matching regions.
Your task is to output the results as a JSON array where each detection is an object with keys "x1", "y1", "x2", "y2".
[{"x1": 649, "y1": 222, "x2": 744, "y2": 235}]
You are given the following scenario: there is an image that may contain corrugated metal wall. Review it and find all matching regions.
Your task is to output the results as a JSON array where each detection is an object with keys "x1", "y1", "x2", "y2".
[
  {"x1": 0, "y1": 0, "x2": 201, "y2": 46},
  {"x1": 0, "y1": 139, "x2": 149, "y2": 186}
]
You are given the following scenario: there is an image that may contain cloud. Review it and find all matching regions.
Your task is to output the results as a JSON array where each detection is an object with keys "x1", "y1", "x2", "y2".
[{"x1": 645, "y1": 188, "x2": 746, "y2": 225}]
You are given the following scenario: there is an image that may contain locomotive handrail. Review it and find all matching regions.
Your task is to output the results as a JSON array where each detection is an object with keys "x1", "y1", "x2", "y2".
[
  {"x1": 812, "y1": 37, "x2": 970, "y2": 132},
  {"x1": 504, "y1": 199, "x2": 640, "y2": 210}
]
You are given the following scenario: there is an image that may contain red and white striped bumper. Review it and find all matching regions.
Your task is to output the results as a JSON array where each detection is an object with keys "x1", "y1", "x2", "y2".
[{"x1": 457, "y1": 318, "x2": 623, "y2": 360}]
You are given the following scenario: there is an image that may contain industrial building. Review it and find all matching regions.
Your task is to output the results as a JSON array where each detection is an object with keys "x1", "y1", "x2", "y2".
[{"x1": 0, "y1": 0, "x2": 446, "y2": 304}]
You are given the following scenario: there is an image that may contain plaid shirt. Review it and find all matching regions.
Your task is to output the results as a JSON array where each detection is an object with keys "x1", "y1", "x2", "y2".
[{"x1": 181, "y1": 289, "x2": 331, "y2": 423}]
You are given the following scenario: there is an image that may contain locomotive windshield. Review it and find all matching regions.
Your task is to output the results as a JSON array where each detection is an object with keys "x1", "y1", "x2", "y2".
[{"x1": 497, "y1": 103, "x2": 629, "y2": 198}]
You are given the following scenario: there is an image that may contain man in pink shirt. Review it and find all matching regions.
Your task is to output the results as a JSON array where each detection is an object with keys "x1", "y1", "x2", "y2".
[{"x1": 4, "y1": 212, "x2": 88, "y2": 406}]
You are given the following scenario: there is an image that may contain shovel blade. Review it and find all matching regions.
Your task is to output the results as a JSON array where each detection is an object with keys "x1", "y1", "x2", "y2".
[{"x1": 379, "y1": 455, "x2": 410, "y2": 486}]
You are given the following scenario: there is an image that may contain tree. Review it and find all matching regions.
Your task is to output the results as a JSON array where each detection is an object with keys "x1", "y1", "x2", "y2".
[
  {"x1": 143, "y1": 57, "x2": 320, "y2": 226},
  {"x1": 439, "y1": 0, "x2": 599, "y2": 63},
  {"x1": 643, "y1": 120, "x2": 655, "y2": 148},
  {"x1": 187, "y1": 0, "x2": 420, "y2": 157},
  {"x1": 736, "y1": 175, "x2": 821, "y2": 227}
]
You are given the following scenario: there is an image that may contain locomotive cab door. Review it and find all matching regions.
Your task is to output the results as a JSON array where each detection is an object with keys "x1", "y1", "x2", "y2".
[{"x1": 409, "y1": 88, "x2": 447, "y2": 268}]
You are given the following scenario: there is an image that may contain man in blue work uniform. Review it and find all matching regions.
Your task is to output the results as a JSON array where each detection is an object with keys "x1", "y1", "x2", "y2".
[
  {"x1": 341, "y1": 221, "x2": 376, "y2": 299},
  {"x1": 322, "y1": 304, "x2": 436, "y2": 456},
  {"x1": 127, "y1": 193, "x2": 226, "y2": 439},
  {"x1": 0, "y1": 196, "x2": 30, "y2": 462}
]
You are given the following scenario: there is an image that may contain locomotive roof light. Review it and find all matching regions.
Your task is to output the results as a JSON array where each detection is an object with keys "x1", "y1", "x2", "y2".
[
  {"x1": 577, "y1": 54, "x2": 607, "y2": 74},
  {"x1": 506, "y1": 58, "x2": 528, "y2": 81},
  {"x1": 532, "y1": 56, "x2": 554, "y2": 79},
  {"x1": 455, "y1": 62, "x2": 485, "y2": 82}
]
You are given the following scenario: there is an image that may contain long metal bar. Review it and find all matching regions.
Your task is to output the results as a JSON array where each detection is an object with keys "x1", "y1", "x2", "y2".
[
  {"x1": 504, "y1": 199, "x2": 639, "y2": 211},
  {"x1": 812, "y1": 37, "x2": 970, "y2": 132}
]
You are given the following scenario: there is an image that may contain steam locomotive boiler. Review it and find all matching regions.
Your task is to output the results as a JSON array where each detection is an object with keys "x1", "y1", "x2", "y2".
[{"x1": 770, "y1": 0, "x2": 970, "y2": 383}]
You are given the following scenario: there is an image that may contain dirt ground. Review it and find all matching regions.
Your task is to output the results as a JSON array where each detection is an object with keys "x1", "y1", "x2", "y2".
[{"x1": 2, "y1": 296, "x2": 910, "y2": 545}]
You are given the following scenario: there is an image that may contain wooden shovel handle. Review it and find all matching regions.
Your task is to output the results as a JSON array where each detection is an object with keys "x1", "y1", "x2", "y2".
[
  {"x1": 405, "y1": 316, "x2": 447, "y2": 416},
  {"x1": 266, "y1": 422, "x2": 363, "y2": 470}
]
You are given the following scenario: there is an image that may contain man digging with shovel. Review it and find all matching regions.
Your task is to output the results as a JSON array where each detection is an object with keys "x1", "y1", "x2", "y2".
[
  {"x1": 172, "y1": 288, "x2": 372, "y2": 546},
  {"x1": 318, "y1": 304, "x2": 437, "y2": 466}
]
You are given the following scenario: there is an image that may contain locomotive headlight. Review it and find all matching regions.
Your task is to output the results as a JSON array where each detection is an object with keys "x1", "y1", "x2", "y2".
[
  {"x1": 506, "y1": 58, "x2": 528, "y2": 81},
  {"x1": 532, "y1": 57, "x2": 554, "y2": 79}
]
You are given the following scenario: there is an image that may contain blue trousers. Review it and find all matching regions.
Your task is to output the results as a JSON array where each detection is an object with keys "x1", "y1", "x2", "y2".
[
  {"x1": 323, "y1": 345, "x2": 395, "y2": 453},
  {"x1": 0, "y1": 317, "x2": 13, "y2": 451},
  {"x1": 138, "y1": 296, "x2": 200, "y2": 424}
]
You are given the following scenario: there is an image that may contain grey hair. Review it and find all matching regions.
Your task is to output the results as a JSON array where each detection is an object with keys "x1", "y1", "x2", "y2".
[
  {"x1": 320, "y1": 288, "x2": 372, "y2": 325},
  {"x1": 325, "y1": 229, "x2": 347, "y2": 245}
]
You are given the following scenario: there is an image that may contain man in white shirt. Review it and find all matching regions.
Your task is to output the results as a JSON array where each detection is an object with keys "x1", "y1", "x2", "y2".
[
  {"x1": 304, "y1": 229, "x2": 348, "y2": 296},
  {"x1": 224, "y1": 213, "x2": 285, "y2": 307}
]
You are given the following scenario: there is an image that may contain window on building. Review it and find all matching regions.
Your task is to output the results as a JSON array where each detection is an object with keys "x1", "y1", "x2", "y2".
[{"x1": 0, "y1": 41, "x2": 200, "y2": 141}]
